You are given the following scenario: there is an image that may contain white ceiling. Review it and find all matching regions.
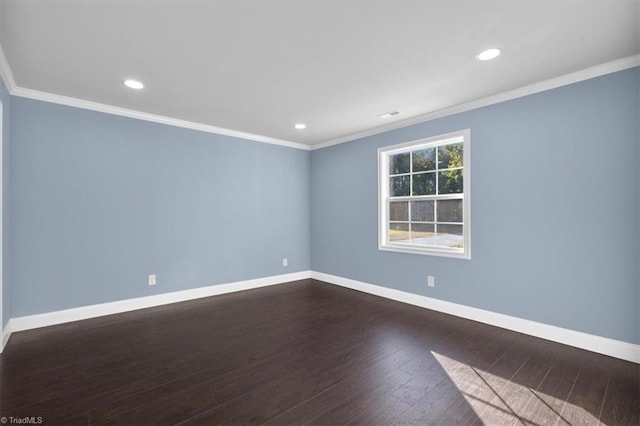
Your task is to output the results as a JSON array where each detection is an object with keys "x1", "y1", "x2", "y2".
[{"x1": 0, "y1": 1, "x2": 638, "y2": 147}]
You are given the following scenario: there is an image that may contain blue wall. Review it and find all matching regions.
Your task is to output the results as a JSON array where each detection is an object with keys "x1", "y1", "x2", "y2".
[
  {"x1": 4, "y1": 67, "x2": 638, "y2": 346},
  {"x1": 9, "y1": 98, "x2": 310, "y2": 317},
  {"x1": 311, "y1": 68, "x2": 640, "y2": 344},
  {"x1": 1, "y1": 77, "x2": 10, "y2": 329}
]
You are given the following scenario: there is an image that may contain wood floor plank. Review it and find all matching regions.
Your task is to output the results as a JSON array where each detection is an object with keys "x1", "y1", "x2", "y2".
[
  {"x1": 560, "y1": 352, "x2": 611, "y2": 426},
  {"x1": 597, "y1": 360, "x2": 639, "y2": 426},
  {"x1": 436, "y1": 334, "x2": 537, "y2": 425},
  {"x1": 262, "y1": 353, "x2": 415, "y2": 426},
  {"x1": 3, "y1": 283, "x2": 369, "y2": 403},
  {"x1": 349, "y1": 323, "x2": 513, "y2": 425},
  {"x1": 306, "y1": 368, "x2": 414, "y2": 426},
  {"x1": 84, "y1": 325, "x2": 370, "y2": 424},
  {"x1": 518, "y1": 346, "x2": 585, "y2": 426},
  {"x1": 178, "y1": 344, "x2": 414, "y2": 424},
  {"x1": 468, "y1": 337, "x2": 561, "y2": 422},
  {"x1": 476, "y1": 344, "x2": 557, "y2": 425},
  {"x1": 258, "y1": 311, "x2": 465, "y2": 426},
  {"x1": 2, "y1": 282, "x2": 353, "y2": 384},
  {"x1": 97, "y1": 329, "x2": 413, "y2": 424},
  {"x1": 0, "y1": 279, "x2": 636, "y2": 426},
  {"x1": 392, "y1": 327, "x2": 520, "y2": 425}
]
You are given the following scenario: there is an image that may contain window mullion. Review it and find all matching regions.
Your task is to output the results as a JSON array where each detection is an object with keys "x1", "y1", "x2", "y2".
[
  {"x1": 434, "y1": 143, "x2": 439, "y2": 245},
  {"x1": 409, "y1": 150, "x2": 412, "y2": 242},
  {"x1": 409, "y1": 151, "x2": 413, "y2": 197},
  {"x1": 435, "y1": 144, "x2": 439, "y2": 196},
  {"x1": 408, "y1": 199, "x2": 412, "y2": 243}
]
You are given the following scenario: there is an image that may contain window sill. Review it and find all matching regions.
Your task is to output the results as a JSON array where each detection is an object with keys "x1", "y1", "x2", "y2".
[{"x1": 379, "y1": 244, "x2": 471, "y2": 259}]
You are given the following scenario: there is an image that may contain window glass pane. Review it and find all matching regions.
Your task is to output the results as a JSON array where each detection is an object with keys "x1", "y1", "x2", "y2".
[
  {"x1": 389, "y1": 223, "x2": 410, "y2": 242},
  {"x1": 412, "y1": 172, "x2": 436, "y2": 196},
  {"x1": 412, "y1": 147, "x2": 436, "y2": 172},
  {"x1": 437, "y1": 143, "x2": 463, "y2": 169},
  {"x1": 411, "y1": 223, "x2": 435, "y2": 244},
  {"x1": 389, "y1": 152, "x2": 410, "y2": 175},
  {"x1": 410, "y1": 200, "x2": 434, "y2": 222},
  {"x1": 436, "y1": 224, "x2": 463, "y2": 248},
  {"x1": 437, "y1": 199, "x2": 463, "y2": 223},
  {"x1": 389, "y1": 202, "x2": 408, "y2": 221},
  {"x1": 438, "y1": 169, "x2": 463, "y2": 194},
  {"x1": 390, "y1": 176, "x2": 410, "y2": 196}
]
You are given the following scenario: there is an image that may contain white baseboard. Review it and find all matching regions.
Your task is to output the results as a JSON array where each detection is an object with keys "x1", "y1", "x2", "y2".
[
  {"x1": 311, "y1": 271, "x2": 640, "y2": 364},
  {"x1": 3, "y1": 269, "x2": 638, "y2": 364},
  {"x1": 5, "y1": 271, "x2": 312, "y2": 339}
]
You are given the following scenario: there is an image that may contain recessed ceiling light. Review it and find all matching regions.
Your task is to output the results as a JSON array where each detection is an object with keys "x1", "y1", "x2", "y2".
[
  {"x1": 377, "y1": 110, "x2": 400, "y2": 119},
  {"x1": 294, "y1": 123, "x2": 307, "y2": 130},
  {"x1": 124, "y1": 79, "x2": 144, "y2": 90},
  {"x1": 476, "y1": 48, "x2": 501, "y2": 61}
]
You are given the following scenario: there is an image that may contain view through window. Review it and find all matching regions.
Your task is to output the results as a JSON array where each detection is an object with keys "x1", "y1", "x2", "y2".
[{"x1": 378, "y1": 130, "x2": 470, "y2": 258}]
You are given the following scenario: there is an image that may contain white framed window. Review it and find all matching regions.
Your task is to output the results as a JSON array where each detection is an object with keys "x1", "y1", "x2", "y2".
[{"x1": 378, "y1": 129, "x2": 470, "y2": 259}]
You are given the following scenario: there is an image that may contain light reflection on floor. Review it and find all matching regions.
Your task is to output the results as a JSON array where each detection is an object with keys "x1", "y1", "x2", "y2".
[{"x1": 430, "y1": 351, "x2": 600, "y2": 425}]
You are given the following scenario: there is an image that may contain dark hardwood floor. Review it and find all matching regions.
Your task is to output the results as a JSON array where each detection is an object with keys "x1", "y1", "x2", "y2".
[{"x1": 1, "y1": 279, "x2": 638, "y2": 425}]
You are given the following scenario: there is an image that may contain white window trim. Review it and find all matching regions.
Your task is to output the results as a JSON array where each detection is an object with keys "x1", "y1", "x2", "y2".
[{"x1": 378, "y1": 129, "x2": 471, "y2": 259}]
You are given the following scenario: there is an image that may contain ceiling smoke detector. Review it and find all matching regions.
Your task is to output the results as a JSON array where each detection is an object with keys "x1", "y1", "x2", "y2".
[{"x1": 378, "y1": 110, "x2": 400, "y2": 119}]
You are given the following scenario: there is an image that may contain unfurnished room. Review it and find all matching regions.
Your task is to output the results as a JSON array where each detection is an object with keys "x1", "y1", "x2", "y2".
[{"x1": 0, "y1": 1, "x2": 638, "y2": 425}]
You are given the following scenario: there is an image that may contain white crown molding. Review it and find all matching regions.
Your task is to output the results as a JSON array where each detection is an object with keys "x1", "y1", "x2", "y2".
[
  {"x1": 0, "y1": 43, "x2": 310, "y2": 150},
  {"x1": 310, "y1": 54, "x2": 640, "y2": 150},
  {"x1": 311, "y1": 271, "x2": 640, "y2": 364},
  {"x1": 0, "y1": 44, "x2": 17, "y2": 93},
  {"x1": 11, "y1": 87, "x2": 311, "y2": 151},
  {"x1": 0, "y1": 42, "x2": 309, "y2": 151},
  {"x1": 6, "y1": 270, "x2": 312, "y2": 338},
  {"x1": 1, "y1": 41, "x2": 637, "y2": 153}
]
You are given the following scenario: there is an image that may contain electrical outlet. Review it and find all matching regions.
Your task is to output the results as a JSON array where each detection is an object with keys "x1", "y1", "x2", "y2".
[
  {"x1": 427, "y1": 276, "x2": 435, "y2": 287},
  {"x1": 282, "y1": 258, "x2": 288, "y2": 267},
  {"x1": 148, "y1": 274, "x2": 157, "y2": 286}
]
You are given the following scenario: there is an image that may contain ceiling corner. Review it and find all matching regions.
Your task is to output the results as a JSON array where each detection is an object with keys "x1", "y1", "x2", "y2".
[{"x1": 0, "y1": 43, "x2": 17, "y2": 93}]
